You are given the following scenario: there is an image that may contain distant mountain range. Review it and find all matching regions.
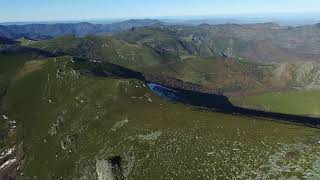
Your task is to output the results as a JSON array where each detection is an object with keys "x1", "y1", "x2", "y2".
[
  {"x1": 0, "y1": 19, "x2": 163, "y2": 40},
  {"x1": 2, "y1": 19, "x2": 320, "y2": 63},
  {"x1": 116, "y1": 22, "x2": 320, "y2": 63}
]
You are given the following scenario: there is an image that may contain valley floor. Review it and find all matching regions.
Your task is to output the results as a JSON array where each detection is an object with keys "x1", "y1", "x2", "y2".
[{"x1": 231, "y1": 90, "x2": 320, "y2": 116}]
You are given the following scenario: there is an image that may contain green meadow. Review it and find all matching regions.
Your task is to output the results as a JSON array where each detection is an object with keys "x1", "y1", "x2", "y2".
[{"x1": 231, "y1": 90, "x2": 320, "y2": 116}]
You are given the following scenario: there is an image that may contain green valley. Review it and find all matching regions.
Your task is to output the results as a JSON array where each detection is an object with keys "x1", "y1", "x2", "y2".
[{"x1": 231, "y1": 90, "x2": 320, "y2": 116}]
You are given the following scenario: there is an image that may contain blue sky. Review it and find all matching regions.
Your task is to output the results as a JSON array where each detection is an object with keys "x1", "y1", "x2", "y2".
[{"x1": 1, "y1": 0, "x2": 320, "y2": 22}]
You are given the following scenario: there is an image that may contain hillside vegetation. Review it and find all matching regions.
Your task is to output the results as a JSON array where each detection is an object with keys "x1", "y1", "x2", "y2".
[
  {"x1": 2, "y1": 20, "x2": 320, "y2": 179},
  {"x1": 28, "y1": 35, "x2": 320, "y2": 96},
  {"x1": 116, "y1": 23, "x2": 320, "y2": 63},
  {"x1": 1, "y1": 56, "x2": 320, "y2": 179},
  {"x1": 30, "y1": 35, "x2": 178, "y2": 71},
  {"x1": 231, "y1": 90, "x2": 320, "y2": 116}
]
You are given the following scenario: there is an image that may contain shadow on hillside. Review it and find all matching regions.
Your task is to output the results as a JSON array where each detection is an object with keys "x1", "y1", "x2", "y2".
[
  {"x1": 74, "y1": 58, "x2": 320, "y2": 128},
  {"x1": 148, "y1": 83, "x2": 320, "y2": 128}
]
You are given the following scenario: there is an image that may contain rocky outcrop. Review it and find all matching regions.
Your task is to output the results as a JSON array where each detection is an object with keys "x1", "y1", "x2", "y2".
[
  {"x1": 272, "y1": 61, "x2": 320, "y2": 90},
  {"x1": 96, "y1": 156, "x2": 123, "y2": 180}
]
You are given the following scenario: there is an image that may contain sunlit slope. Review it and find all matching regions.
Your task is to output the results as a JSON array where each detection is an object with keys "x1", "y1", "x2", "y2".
[
  {"x1": 0, "y1": 47, "x2": 58, "y2": 149},
  {"x1": 29, "y1": 35, "x2": 178, "y2": 71},
  {"x1": 3, "y1": 56, "x2": 320, "y2": 179},
  {"x1": 25, "y1": 35, "x2": 320, "y2": 117},
  {"x1": 29, "y1": 35, "x2": 320, "y2": 94},
  {"x1": 144, "y1": 57, "x2": 275, "y2": 94},
  {"x1": 0, "y1": 46, "x2": 58, "y2": 95},
  {"x1": 17, "y1": 37, "x2": 37, "y2": 46},
  {"x1": 231, "y1": 90, "x2": 320, "y2": 116},
  {"x1": 30, "y1": 36, "x2": 274, "y2": 94}
]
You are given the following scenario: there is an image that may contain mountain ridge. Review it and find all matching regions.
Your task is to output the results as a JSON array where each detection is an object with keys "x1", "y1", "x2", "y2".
[{"x1": 0, "y1": 19, "x2": 163, "y2": 40}]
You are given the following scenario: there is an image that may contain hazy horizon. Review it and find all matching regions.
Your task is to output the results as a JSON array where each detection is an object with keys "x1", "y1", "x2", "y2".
[
  {"x1": 1, "y1": 0, "x2": 320, "y2": 23},
  {"x1": 1, "y1": 13, "x2": 319, "y2": 26}
]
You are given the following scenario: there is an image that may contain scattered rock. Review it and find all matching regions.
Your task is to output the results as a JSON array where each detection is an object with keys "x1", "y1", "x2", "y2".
[
  {"x1": 2, "y1": 115, "x2": 8, "y2": 120},
  {"x1": 0, "y1": 148, "x2": 14, "y2": 161},
  {"x1": 96, "y1": 159, "x2": 113, "y2": 180},
  {"x1": 49, "y1": 110, "x2": 68, "y2": 136},
  {"x1": 144, "y1": 94, "x2": 153, "y2": 102},
  {"x1": 96, "y1": 156, "x2": 124, "y2": 180},
  {"x1": 0, "y1": 158, "x2": 16, "y2": 170},
  {"x1": 60, "y1": 141, "x2": 67, "y2": 150},
  {"x1": 60, "y1": 134, "x2": 77, "y2": 151},
  {"x1": 111, "y1": 118, "x2": 129, "y2": 132}
]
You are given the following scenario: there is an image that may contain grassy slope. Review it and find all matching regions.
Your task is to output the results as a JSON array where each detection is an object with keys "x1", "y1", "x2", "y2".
[
  {"x1": 231, "y1": 90, "x2": 320, "y2": 116},
  {"x1": 28, "y1": 36, "x2": 320, "y2": 117},
  {"x1": 28, "y1": 35, "x2": 299, "y2": 94},
  {"x1": 29, "y1": 35, "x2": 178, "y2": 71},
  {"x1": 0, "y1": 52, "x2": 53, "y2": 149},
  {"x1": 144, "y1": 57, "x2": 274, "y2": 94},
  {"x1": 0, "y1": 54, "x2": 26, "y2": 148},
  {"x1": 3, "y1": 56, "x2": 320, "y2": 179},
  {"x1": 0, "y1": 46, "x2": 57, "y2": 101},
  {"x1": 0, "y1": 54, "x2": 29, "y2": 99}
]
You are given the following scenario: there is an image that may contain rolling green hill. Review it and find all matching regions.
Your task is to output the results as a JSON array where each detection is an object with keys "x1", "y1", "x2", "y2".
[
  {"x1": 0, "y1": 46, "x2": 59, "y2": 164},
  {"x1": 26, "y1": 34, "x2": 320, "y2": 118},
  {"x1": 0, "y1": 46, "x2": 57, "y2": 101},
  {"x1": 28, "y1": 35, "x2": 320, "y2": 96},
  {"x1": 27, "y1": 35, "x2": 279, "y2": 94},
  {"x1": 3, "y1": 20, "x2": 320, "y2": 180},
  {"x1": 1, "y1": 56, "x2": 320, "y2": 179},
  {"x1": 30, "y1": 35, "x2": 178, "y2": 71}
]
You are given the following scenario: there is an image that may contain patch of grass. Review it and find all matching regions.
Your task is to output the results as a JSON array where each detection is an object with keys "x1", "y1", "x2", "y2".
[
  {"x1": 0, "y1": 49, "x2": 57, "y2": 150},
  {"x1": 231, "y1": 90, "x2": 320, "y2": 116},
  {"x1": 0, "y1": 54, "x2": 29, "y2": 98},
  {"x1": 17, "y1": 37, "x2": 37, "y2": 46}
]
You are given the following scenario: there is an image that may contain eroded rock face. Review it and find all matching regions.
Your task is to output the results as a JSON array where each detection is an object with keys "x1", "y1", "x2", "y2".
[
  {"x1": 96, "y1": 156, "x2": 123, "y2": 180},
  {"x1": 272, "y1": 61, "x2": 320, "y2": 90},
  {"x1": 96, "y1": 159, "x2": 114, "y2": 180}
]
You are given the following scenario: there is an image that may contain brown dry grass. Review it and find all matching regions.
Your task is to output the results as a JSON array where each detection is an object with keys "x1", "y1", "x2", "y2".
[{"x1": 16, "y1": 60, "x2": 46, "y2": 79}]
